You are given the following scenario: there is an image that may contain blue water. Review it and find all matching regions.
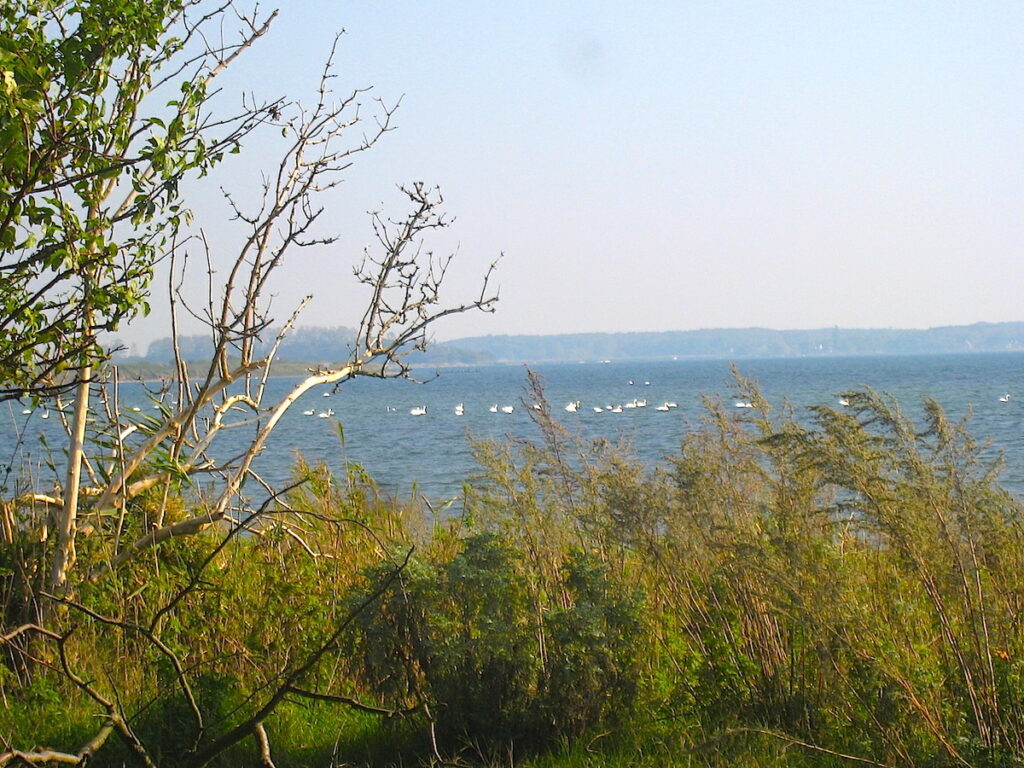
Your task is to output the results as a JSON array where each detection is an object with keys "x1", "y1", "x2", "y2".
[{"x1": 3, "y1": 353, "x2": 1023, "y2": 501}]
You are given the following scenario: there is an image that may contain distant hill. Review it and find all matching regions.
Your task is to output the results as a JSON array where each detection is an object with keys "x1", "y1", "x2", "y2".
[
  {"x1": 139, "y1": 326, "x2": 495, "y2": 367},
  {"x1": 442, "y1": 322, "x2": 1024, "y2": 363},
  {"x1": 130, "y1": 322, "x2": 1024, "y2": 371}
]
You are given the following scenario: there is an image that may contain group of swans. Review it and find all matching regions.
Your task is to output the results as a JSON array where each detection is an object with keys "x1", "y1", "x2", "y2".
[
  {"x1": 301, "y1": 407, "x2": 335, "y2": 417},
  {"x1": 484, "y1": 404, "x2": 514, "y2": 414},
  {"x1": 592, "y1": 399, "x2": 653, "y2": 414},
  {"x1": 294, "y1": 389, "x2": 1017, "y2": 421},
  {"x1": 384, "y1": 398, "x2": 682, "y2": 417}
]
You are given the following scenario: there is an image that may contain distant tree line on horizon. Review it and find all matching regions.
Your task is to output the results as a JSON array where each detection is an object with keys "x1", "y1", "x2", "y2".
[
  {"x1": 134, "y1": 326, "x2": 497, "y2": 367},
  {"x1": 129, "y1": 321, "x2": 1024, "y2": 368}
]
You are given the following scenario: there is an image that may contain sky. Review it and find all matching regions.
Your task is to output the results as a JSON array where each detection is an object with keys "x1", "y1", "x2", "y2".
[{"x1": 123, "y1": 1, "x2": 1024, "y2": 352}]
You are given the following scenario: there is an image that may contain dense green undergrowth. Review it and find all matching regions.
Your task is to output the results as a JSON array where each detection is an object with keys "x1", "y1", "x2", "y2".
[{"x1": 3, "y1": 373, "x2": 1024, "y2": 767}]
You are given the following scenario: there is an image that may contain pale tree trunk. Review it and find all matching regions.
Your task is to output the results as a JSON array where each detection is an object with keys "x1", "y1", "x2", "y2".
[
  {"x1": 50, "y1": 364, "x2": 91, "y2": 592},
  {"x1": 51, "y1": 262, "x2": 96, "y2": 593}
]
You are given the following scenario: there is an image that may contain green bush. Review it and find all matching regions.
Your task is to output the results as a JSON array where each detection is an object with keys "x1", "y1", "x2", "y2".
[{"x1": 349, "y1": 533, "x2": 645, "y2": 757}]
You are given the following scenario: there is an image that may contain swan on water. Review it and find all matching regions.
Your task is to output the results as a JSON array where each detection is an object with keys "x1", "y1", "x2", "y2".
[
  {"x1": 655, "y1": 404, "x2": 670, "y2": 411},
  {"x1": 593, "y1": 406, "x2": 604, "y2": 413},
  {"x1": 565, "y1": 400, "x2": 580, "y2": 413},
  {"x1": 999, "y1": 393, "x2": 1011, "y2": 403},
  {"x1": 21, "y1": 409, "x2": 31, "y2": 415},
  {"x1": 838, "y1": 397, "x2": 850, "y2": 407},
  {"x1": 454, "y1": 403, "x2": 464, "y2": 415},
  {"x1": 489, "y1": 404, "x2": 498, "y2": 413},
  {"x1": 302, "y1": 409, "x2": 315, "y2": 416},
  {"x1": 734, "y1": 401, "x2": 754, "y2": 409},
  {"x1": 410, "y1": 406, "x2": 427, "y2": 416},
  {"x1": 501, "y1": 405, "x2": 514, "y2": 414}
]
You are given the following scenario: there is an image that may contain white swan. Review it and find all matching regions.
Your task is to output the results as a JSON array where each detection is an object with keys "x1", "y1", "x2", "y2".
[
  {"x1": 317, "y1": 408, "x2": 335, "y2": 418},
  {"x1": 999, "y1": 393, "x2": 1011, "y2": 403},
  {"x1": 410, "y1": 406, "x2": 427, "y2": 416},
  {"x1": 322, "y1": 392, "x2": 331, "y2": 397},
  {"x1": 734, "y1": 401, "x2": 754, "y2": 409},
  {"x1": 655, "y1": 404, "x2": 670, "y2": 412},
  {"x1": 665, "y1": 401, "x2": 678, "y2": 408},
  {"x1": 838, "y1": 397, "x2": 850, "y2": 407},
  {"x1": 302, "y1": 409, "x2": 315, "y2": 416},
  {"x1": 501, "y1": 405, "x2": 514, "y2": 414},
  {"x1": 489, "y1": 404, "x2": 498, "y2": 413},
  {"x1": 40, "y1": 411, "x2": 50, "y2": 419},
  {"x1": 454, "y1": 403, "x2": 464, "y2": 415},
  {"x1": 593, "y1": 406, "x2": 604, "y2": 413},
  {"x1": 564, "y1": 400, "x2": 580, "y2": 413},
  {"x1": 20, "y1": 408, "x2": 31, "y2": 415}
]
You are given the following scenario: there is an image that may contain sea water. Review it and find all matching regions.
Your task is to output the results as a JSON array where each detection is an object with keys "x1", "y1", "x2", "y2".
[{"x1": 3, "y1": 352, "x2": 1022, "y2": 501}]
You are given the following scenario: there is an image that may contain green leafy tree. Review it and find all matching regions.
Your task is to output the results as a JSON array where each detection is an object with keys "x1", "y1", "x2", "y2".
[{"x1": 0, "y1": 0, "x2": 275, "y2": 401}]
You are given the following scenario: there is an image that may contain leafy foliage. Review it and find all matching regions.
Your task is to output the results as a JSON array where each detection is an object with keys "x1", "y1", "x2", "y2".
[
  {"x1": 0, "y1": 0, "x2": 271, "y2": 399},
  {"x1": 349, "y1": 533, "x2": 643, "y2": 755}
]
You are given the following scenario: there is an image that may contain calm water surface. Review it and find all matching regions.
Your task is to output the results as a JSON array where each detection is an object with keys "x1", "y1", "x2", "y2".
[{"x1": 4, "y1": 353, "x2": 1023, "y2": 500}]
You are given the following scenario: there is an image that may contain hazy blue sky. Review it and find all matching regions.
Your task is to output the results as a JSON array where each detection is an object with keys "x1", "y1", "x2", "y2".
[{"x1": 126, "y1": 1, "x2": 1023, "y2": 349}]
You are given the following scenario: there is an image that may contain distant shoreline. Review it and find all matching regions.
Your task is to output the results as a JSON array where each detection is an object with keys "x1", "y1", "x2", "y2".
[
  {"x1": 129, "y1": 321, "x2": 1024, "y2": 373},
  {"x1": 106, "y1": 345, "x2": 1024, "y2": 383}
]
